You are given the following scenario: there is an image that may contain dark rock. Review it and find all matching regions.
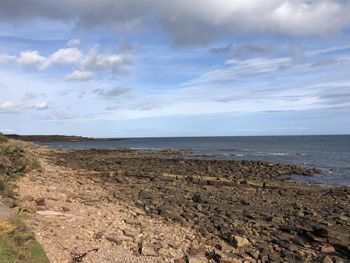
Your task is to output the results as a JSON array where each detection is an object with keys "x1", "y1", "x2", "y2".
[
  {"x1": 35, "y1": 197, "x2": 46, "y2": 206},
  {"x1": 192, "y1": 192, "x2": 205, "y2": 203},
  {"x1": 106, "y1": 236, "x2": 122, "y2": 245},
  {"x1": 138, "y1": 190, "x2": 152, "y2": 200}
]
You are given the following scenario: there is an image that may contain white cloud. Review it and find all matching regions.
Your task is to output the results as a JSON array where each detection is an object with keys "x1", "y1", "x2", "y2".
[
  {"x1": 18, "y1": 50, "x2": 45, "y2": 67},
  {"x1": 65, "y1": 70, "x2": 94, "y2": 81},
  {"x1": 0, "y1": 101, "x2": 48, "y2": 111},
  {"x1": 67, "y1": 38, "x2": 80, "y2": 47},
  {"x1": 0, "y1": 54, "x2": 16, "y2": 64},
  {"x1": 0, "y1": 1, "x2": 349, "y2": 45},
  {"x1": 10, "y1": 45, "x2": 130, "y2": 78},
  {"x1": 41, "y1": 47, "x2": 81, "y2": 69},
  {"x1": 82, "y1": 47, "x2": 131, "y2": 75}
]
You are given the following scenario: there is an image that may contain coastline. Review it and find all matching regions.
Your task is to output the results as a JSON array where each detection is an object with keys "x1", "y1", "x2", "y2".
[{"x1": 12, "y1": 145, "x2": 350, "y2": 262}]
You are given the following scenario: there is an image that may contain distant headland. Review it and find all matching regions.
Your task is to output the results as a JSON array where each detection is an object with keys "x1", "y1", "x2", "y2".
[{"x1": 3, "y1": 134, "x2": 103, "y2": 142}]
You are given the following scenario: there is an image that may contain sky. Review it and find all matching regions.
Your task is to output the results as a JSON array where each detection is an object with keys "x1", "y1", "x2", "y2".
[{"x1": 0, "y1": 0, "x2": 350, "y2": 137}]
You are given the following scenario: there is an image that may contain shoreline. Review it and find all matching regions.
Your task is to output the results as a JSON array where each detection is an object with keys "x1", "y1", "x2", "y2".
[{"x1": 12, "y1": 145, "x2": 350, "y2": 262}]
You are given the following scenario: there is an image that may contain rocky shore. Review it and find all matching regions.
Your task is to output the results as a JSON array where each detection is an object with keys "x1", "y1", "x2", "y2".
[{"x1": 15, "y1": 147, "x2": 350, "y2": 262}]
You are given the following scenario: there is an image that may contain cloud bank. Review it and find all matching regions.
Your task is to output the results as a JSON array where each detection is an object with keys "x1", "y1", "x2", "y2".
[{"x1": 0, "y1": 1, "x2": 350, "y2": 45}]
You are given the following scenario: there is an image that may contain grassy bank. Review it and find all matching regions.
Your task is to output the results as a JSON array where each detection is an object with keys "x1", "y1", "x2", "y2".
[{"x1": 0, "y1": 134, "x2": 49, "y2": 263}]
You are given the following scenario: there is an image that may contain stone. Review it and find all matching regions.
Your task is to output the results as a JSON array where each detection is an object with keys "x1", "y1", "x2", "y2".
[
  {"x1": 232, "y1": 236, "x2": 251, "y2": 248},
  {"x1": 23, "y1": 195, "x2": 34, "y2": 202},
  {"x1": 313, "y1": 227, "x2": 329, "y2": 237},
  {"x1": 140, "y1": 242, "x2": 158, "y2": 257},
  {"x1": 106, "y1": 236, "x2": 122, "y2": 245},
  {"x1": 187, "y1": 246, "x2": 206, "y2": 256},
  {"x1": 160, "y1": 210, "x2": 185, "y2": 224},
  {"x1": 138, "y1": 190, "x2": 152, "y2": 200},
  {"x1": 123, "y1": 228, "x2": 141, "y2": 238},
  {"x1": 192, "y1": 192, "x2": 205, "y2": 203},
  {"x1": 187, "y1": 255, "x2": 208, "y2": 263},
  {"x1": 24, "y1": 203, "x2": 37, "y2": 214},
  {"x1": 62, "y1": 206, "x2": 71, "y2": 212},
  {"x1": 174, "y1": 257, "x2": 187, "y2": 263},
  {"x1": 35, "y1": 197, "x2": 46, "y2": 206},
  {"x1": 5, "y1": 198, "x2": 17, "y2": 208},
  {"x1": 322, "y1": 256, "x2": 334, "y2": 263},
  {"x1": 168, "y1": 242, "x2": 180, "y2": 249},
  {"x1": 124, "y1": 218, "x2": 140, "y2": 225},
  {"x1": 320, "y1": 244, "x2": 335, "y2": 253},
  {"x1": 338, "y1": 215, "x2": 350, "y2": 222}
]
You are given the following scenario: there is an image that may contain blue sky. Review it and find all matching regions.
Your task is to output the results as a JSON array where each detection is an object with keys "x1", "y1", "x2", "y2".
[{"x1": 0, "y1": 0, "x2": 350, "y2": 137}]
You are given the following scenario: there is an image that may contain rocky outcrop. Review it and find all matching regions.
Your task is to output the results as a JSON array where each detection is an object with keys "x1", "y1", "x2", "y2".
[{"x1": 17, "y1": 148, "x2": 350, "y2": 262}]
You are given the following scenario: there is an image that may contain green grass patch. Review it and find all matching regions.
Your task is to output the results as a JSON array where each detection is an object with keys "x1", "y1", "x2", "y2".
[{"x1": 0, "y1": 218, "x2": 49, "y2": 263}]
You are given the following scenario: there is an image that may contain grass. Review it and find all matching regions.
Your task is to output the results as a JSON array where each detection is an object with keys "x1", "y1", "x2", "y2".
[
  {"x1": 0, "y1": 134, "x2": 8, "y2": 144},
  {"x1": 0, "y1": 136, "x2": 49, "y2": 263},
  {"x1": 0, "y1": 218, "x2": 49, "y2": 263}
]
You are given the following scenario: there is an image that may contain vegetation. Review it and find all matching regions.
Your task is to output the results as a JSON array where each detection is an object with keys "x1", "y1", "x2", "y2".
[
  {"x1": 0, "y1": 138, "x2": 39, "y2": 199},
  {"x1": 0, "y1": 134, "x2": 8, "y2": 144},
  {"x1": 0, "y1": 137, "x2": 49, "y2": 263},
  {"x1": 0, "y1": 217, "x2": 49, "y2": 263}
]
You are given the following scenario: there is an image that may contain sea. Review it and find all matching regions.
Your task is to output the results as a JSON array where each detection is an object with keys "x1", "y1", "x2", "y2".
[{"x1": 37, "y1": 135, "x2": 350, "y2": 187}]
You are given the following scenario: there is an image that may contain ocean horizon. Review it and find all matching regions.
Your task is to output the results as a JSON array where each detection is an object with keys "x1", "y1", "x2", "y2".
[{"x1": 36, "y1": 135, "x2": 350, "y2": 187}]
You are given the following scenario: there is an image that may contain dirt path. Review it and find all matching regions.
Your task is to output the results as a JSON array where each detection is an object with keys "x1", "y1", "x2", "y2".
[{"x1": 17, "y1": 150, "x2": 198, "y2": 263}]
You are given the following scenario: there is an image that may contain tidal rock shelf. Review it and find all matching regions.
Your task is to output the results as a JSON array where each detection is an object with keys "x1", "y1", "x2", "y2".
[{"x1": 17, "y1": 148, "x2": 350, "y2": 262}]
